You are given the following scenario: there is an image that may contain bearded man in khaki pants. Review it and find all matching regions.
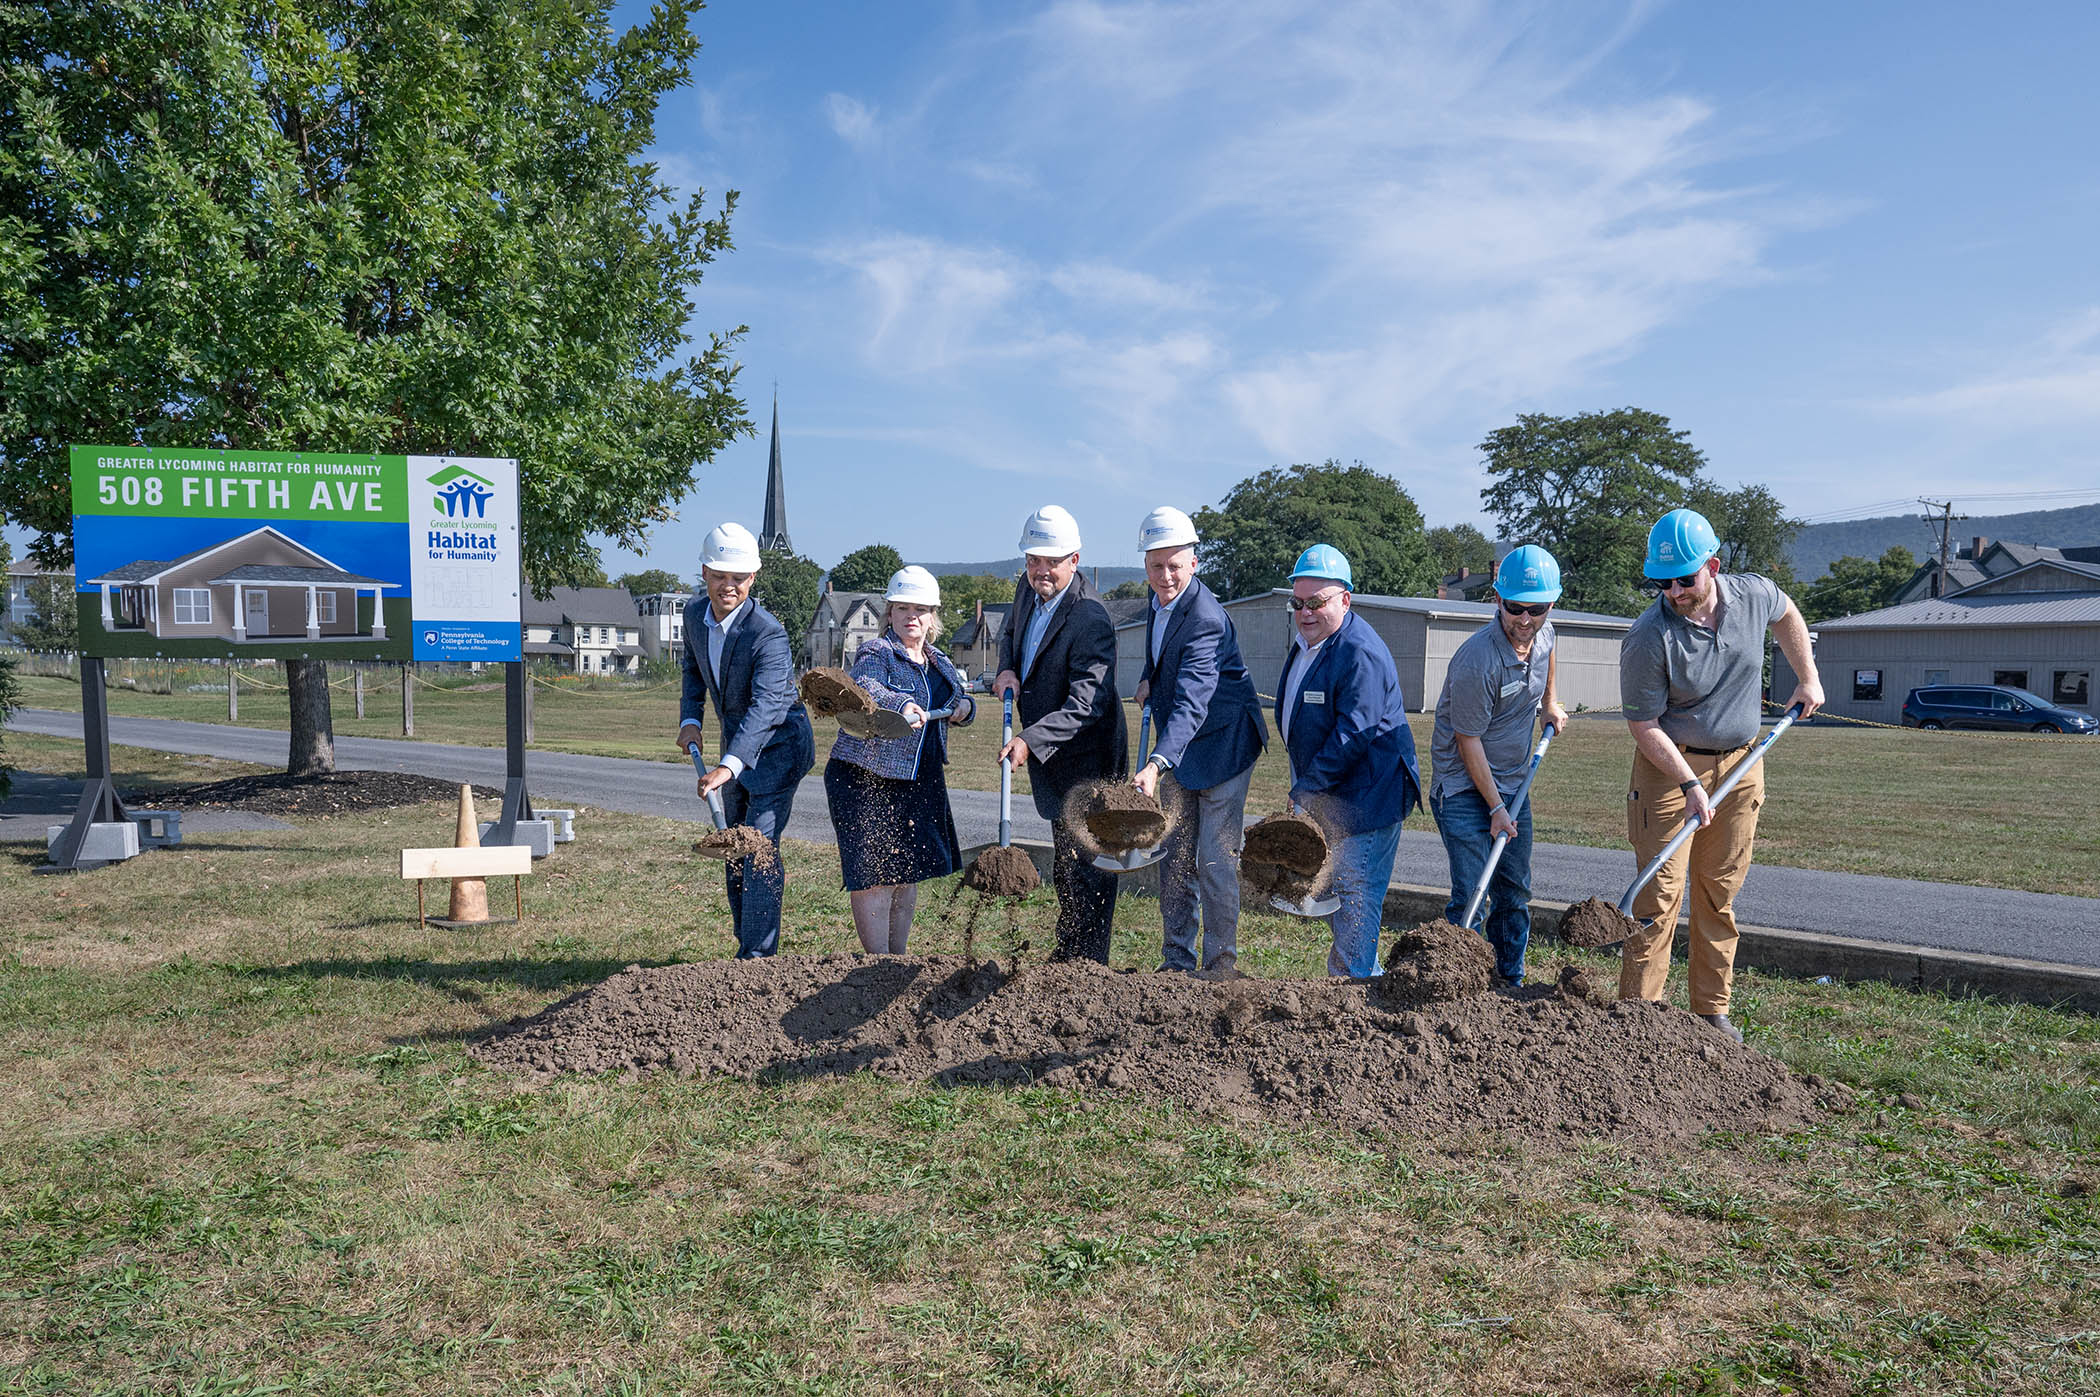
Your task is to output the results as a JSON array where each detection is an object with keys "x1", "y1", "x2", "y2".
[{"x1": 1618, "y1": 509, "x2": 1823, "y2": 1042}]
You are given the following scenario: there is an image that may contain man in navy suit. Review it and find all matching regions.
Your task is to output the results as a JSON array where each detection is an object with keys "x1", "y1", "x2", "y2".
[
  {"x1": 674, "y1": 522, "x2": 816, "y2": 958},
  {"x1": 1273, "y1": 544, "x2": 1421, "y2": 977},
  {"x1": 1131, "y1": 507, "x2": 1266, "y2": 977}
]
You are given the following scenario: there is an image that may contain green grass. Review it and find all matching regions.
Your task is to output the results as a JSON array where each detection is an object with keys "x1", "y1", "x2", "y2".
[
  {"x1": 15, "y1": 669, "x2": 2100, "y2": 896},
  {"x1": 2, "y1": 743, "x2": 2097, "y2": 1392}
]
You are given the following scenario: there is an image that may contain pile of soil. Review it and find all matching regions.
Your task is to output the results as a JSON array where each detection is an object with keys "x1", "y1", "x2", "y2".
[
  {"x1": 1561, "y1": 897, "x2": 1639, "y2": 948},
  {"x1": 800, "y1": 667, "x2": 875, "y2": 719},
  {"x1": 692, "y1": 825, "x2": 779, "y2": 868},
  {"x1": 155, "y1": 770, "x2": 499, "y2": 817},
  {"x1": 1066, "y1": 780, "x2": 1168, "y2": 854},
  {"x1": 1240, "y1": 811, "x2": 1333, "y2": 901},
  {"x1": 962, "y1": 844, "x2": 1040, "y2": 897},
  {"x1": 1382, "y1": 920, "x2": 1495, "y2": 1003},
  {"x1": 473, "y1": 954, "x2": 1826, "y2": 1143}
]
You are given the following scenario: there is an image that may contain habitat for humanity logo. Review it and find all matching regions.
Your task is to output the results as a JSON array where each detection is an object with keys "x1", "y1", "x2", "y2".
[{"x1": 429, "y1": 464, "x2": 496, "y2": 518}]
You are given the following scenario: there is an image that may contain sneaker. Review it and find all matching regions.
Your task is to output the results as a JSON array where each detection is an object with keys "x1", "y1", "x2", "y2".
[{"x1": 1700, "y1": 1013, "x2": 1745, "y2": 1044}]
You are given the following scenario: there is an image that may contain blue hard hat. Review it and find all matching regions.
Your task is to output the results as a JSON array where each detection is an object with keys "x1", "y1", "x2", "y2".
[
  {"x1": 1290, "y1": 543, "x2": 1353, "y2": 590},
  {"x1": 1643, "y1": 508, "x2": 1720, "y2": 579},
  {"x1": 1495, "y1": 544, "x2": 1562, "y2": 604}
]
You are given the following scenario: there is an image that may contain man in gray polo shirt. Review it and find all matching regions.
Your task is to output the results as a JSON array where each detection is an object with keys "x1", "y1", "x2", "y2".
[
  {"x1": 1619, "y1": 508, "x2": 1823, "y2": 1041},
  {"x1": 1430, "y1": 545, "x2": 1568, "y2": 986}
]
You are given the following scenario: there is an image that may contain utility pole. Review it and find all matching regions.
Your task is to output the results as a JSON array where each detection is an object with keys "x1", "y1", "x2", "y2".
[{"x1": 1917, "y1": 498, "x2": 1968, "y2": 598}]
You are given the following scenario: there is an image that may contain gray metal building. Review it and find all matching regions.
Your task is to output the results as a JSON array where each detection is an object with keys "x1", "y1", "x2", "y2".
[
  {"x1": 1115, "y1": 590, "x2": 1633, "y2": 711},
  {"x1": 1773, "y1": 558, "x2": 2100, "y2": 723}
]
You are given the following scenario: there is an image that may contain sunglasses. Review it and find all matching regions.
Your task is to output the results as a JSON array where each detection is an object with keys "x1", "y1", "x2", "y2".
[
  {"x1": 1289, "y1": 589, "x2": 1345, "y2": 613},
  {"x1": 1501, "y1": 599, "x2": 1551, "y2": 618},
  {"x1": 1647, "y1": 571, "x2": 1704, "y2": 593}
]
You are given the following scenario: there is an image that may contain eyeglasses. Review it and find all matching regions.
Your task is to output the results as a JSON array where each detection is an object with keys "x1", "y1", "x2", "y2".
[
  {"x1": 1289, "y1": 589, "x2": 1345, "y2": 613},
  {"x1": 1501, "y1": 599, "x2": 1551, "y2": 618}
]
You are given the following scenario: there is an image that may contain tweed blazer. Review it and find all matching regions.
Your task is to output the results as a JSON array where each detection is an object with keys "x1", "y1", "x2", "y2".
[{"x1": 828, "y1": 631, "x2": 977, "y2": 781}]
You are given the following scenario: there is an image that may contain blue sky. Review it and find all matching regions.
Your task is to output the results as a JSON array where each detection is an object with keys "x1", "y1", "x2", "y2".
[
  {"x1": 609, "y1": 0, "x2": 2100, "y2": 575},
  {"x1": 14, "y1": 2, "x2": 2097, "y2": 579}
]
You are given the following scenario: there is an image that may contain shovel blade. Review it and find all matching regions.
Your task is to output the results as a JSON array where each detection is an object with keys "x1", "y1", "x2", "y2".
[
  {"x1": 837, "y1": 709, "x2": 912, "y2": 741},
  {"x1": 1089, "y1": 843, "x2": 1168, "y2": 873},
  {"x1": 1270, "y1": 891, "x2": 1341, "y2": 918}
]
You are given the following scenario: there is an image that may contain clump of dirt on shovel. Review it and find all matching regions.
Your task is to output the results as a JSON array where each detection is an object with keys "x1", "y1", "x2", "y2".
[
  {"x1": 1240, "y1": 811, "x2": 1333, "y2": 900},
  {"x1": 1560, "y1": 896, "x2": 1639, "y2": 948},
  {"x1": 963, "y1": 844, "x2": 1039, "y2": 897},
  {"x1": 1380, "y1": 920, "x2": 1495, "y2": 1002},
  {"x1": 799, "y1": 667, "x2": 875, "y2": 719},
  {"x1": 1066, "y1": 779, "x2": 1168, "y2": 854},
  {"x1": 692, "y1": 825, "x2": 778, "y2": 868}
]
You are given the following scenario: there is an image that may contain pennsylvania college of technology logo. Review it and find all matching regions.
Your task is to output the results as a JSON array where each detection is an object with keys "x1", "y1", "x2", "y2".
[{"x1": 428, "y1": 464, "x2": 497, "y2": 518}]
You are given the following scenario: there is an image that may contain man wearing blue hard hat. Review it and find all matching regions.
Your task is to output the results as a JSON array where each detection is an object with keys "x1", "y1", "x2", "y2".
[
  {"x1": 1428, "y1": 544, "x2": 1569, "y2": 987},
  {"x1": 1619, "y1": 508, "x2": 1823, "y2": 1041},
  {"x1": 1274, "y1": 544, "x2": 1421, "y2": 977}
]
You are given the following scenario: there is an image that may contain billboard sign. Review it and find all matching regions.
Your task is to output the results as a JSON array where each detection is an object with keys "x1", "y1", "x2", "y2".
[{"x1": 70, "y1": 446, "x2": 520, "y2": 662}]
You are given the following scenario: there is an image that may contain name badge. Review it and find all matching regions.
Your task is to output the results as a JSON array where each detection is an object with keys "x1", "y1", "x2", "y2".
[
  {"x1": 1303, "y1": 690, "x2": 1326, "y2": 705},
  {"x1": 1499, "y1": 680, "x2": 1526, "y2": 698}
]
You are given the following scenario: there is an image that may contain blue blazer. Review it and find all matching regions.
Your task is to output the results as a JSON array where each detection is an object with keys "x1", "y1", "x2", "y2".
[
  {"x1": 1274, "y1": 609, "x2": 1421, "y2": 836},
  {"x1": 1137, "y1": 577, "x2": 1266, "y2": 791},
  {"x1": 828, "y1": 630, "x2": 977, "y2": 781},
  {"x1": 679, "y1": 596, "x2": 816, "y2": 797}
]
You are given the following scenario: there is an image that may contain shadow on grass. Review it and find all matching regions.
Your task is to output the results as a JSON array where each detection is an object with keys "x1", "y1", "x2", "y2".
[{"x1": 237, "y1": 954, "x2": 646, "y2": 1000}]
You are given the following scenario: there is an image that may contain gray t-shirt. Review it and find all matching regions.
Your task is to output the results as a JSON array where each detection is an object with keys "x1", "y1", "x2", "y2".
[
  {"x1": 1431, "y1": 617, "x2": 1554, "y2": 801},
  {"x1": 1620, "y1": 572, "x2": 1788, "y2": 750}
]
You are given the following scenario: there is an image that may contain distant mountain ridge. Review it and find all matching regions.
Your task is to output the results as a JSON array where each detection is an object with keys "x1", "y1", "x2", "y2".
[
  {"x1": 1789, "y1": 502, "x2": 2100, "y2": 579},
  {"x1": 919, "y1": 556, "x2": 1147, "y2": 588}
]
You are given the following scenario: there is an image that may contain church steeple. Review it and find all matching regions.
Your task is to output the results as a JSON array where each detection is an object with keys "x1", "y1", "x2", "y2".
[{"x1": 759, "y1": 390, "x2": 791, "y2": 554}]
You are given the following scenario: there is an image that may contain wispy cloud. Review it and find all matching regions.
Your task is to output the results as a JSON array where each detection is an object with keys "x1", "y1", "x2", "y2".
[
  {"x1": 1876, "y1": 309, "x2": 2100, "y2": 426},
  {"x1": 823, "y1": 92, "x2": 882, "y2": 149}
]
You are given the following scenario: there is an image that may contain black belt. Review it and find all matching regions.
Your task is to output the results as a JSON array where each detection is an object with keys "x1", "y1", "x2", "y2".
[{"x1": 1681, "y1": 742, "x2": 1748, "y2": 757}]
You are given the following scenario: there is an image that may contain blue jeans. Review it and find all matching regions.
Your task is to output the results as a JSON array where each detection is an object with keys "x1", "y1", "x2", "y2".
[
  {"x1": 1326, "y1": 820, "x2": 1403, "y2": 978},
  {"x1": 1432, "y1": 788, "x2": 1533, "y2": 983},
  {"x1": 720, "y1": 781, "x2": 798, "y2": 958}
]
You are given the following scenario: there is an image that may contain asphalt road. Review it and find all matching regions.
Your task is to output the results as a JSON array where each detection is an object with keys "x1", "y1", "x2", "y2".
[{"x1": 12, "y1": 706, "x2": 2099, "y2": 966}]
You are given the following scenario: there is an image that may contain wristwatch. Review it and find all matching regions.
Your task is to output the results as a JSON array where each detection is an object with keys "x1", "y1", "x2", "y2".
[{"x1": 1678, "y1": 778, "x2": 1700, "y2": 796}]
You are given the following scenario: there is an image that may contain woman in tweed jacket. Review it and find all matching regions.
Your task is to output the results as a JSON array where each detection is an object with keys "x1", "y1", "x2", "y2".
[{"x1": 824, "y1": 567, "x2": 977, "y2": 952}]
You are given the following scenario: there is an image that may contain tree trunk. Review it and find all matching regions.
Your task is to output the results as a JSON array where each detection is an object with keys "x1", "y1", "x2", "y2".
[{"x1": 286, "y1": 658, "x2": 336, "y2": 775}]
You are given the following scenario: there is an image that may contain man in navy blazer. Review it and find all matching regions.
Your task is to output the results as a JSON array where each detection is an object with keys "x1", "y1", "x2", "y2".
[
  {"x1": 674, "y1": 523, "x2": 816, "y2": 958},
  {"x1": 1130, "y1": 507, "x2": 1266, "y2": 977},
  {"x1": 1273, "y1": 544, "x2": 1421, "y2": 977}
]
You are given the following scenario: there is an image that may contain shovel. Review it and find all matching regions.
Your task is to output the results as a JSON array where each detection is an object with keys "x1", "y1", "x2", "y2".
[
  {"x1": 686, "y1": 741, "x2": 733, "y2": 859},
  {"x1": 1259, "y1": 802, "x2": 1341, "y2": 918},
  {"x1": 1089, "y1": 709, "x2": 1169, "y2": 873},
  {"x1": 837, "y1": 703, "x2": 958, "y2": 742},
  {"x1": 1607, "y1": 703, "x2": 1805, "y2": 938},
  {"x1": 960, "y1": 693, "x2": 1041, "y2": 896},
  {"x1": 1459, "y1": 723, "x2": 1559, "y2": 930}
]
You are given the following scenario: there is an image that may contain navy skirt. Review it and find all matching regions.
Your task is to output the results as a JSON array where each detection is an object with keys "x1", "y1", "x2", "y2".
[{"x1": 825, "y1": 755, "x2": 961, "y2": 891}]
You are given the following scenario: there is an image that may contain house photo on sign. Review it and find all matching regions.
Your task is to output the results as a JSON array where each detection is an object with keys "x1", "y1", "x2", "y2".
[{"x1": 70, "y1": 446, "x2": 521, "y2": 663}]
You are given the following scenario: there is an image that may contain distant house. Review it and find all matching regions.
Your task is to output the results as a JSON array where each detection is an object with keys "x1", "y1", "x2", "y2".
[
  {"x1": 634, "y1": 591, "x2": 693, "y2": 662},
  {"x1": 1437, "y1": 566, "x2": 1496, "y2": 602},
  {"x1": 523, "y1": 586, "x2": 644, "y2": 674},
  {"x1": 950, "y1": 602, "x2": 1011, "y2": 681},
  {"x1": 806, "y1": 590, "x2": 882, "y2": 670},
  {"x1": 1777, "y1": 553, "x2": 2100, "y2": 723},
  {"x1": 3, "y1": 559, "x2": 73, "y2": 645},
  {"x1": 82, "y1": 526, "x2": 396, "y2": 643},
  {"x1": 1892, "y1": 536, "x2": 2100, "y2": 603}
]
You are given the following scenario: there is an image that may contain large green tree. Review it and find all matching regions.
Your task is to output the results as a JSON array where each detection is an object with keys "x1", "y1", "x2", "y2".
[
  {"x1": 1192, "y1": 460, "x2": 1434, "y2": 602},
  {"x1": 829, "y1": 544, "x2": 905, "y2": 596},
  {"x1": 751, "y1": 547, "x2": 820, "y2": 658},
  {"x1": 1424, "y1": 523, "x2": 1497, "y2": 585},
  {"x1": 618, "y1": 568, "x2": 689, "y2": 599},
  {"x1": 1688, "y1": 480, "x2": 1802, "y2": 587},
  {"x1": 1477, "y1": 408, "x2": 1707, "y2": 615},
  {"x1": 0, "y1": 0, "x2": 748, "y2": 772},
  {"x1": 1802, "y1": 546, "x2": 1916, "y2": 623}
]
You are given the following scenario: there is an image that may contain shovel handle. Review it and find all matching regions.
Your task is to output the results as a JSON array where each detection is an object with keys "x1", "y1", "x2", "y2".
[
  {"x1": 688, "y1": 742, "x2": 729, "y2": 831},
  {"x1": 999, "y1": 693, "x2": 1015, "y2": 848},
  {"x1": 1461, "y1": 723, "x2": 1558, "y2": 930},
  {"x1": 1617, "y1": 705, "x2": 1801, "y2": 917}
]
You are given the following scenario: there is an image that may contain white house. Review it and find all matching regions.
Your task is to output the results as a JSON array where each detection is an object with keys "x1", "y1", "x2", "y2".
[
  {"x1": 635, "y1": 591, "x2": 693, "y2": 662},
  {"x1": 522, "y1": 586, "x2": 645, "y2": 674}
]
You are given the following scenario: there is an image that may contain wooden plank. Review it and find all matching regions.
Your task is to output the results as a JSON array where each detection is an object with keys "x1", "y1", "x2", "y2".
[{"x1": 400, "y1": 845, "x2": 533, "y2": 880}]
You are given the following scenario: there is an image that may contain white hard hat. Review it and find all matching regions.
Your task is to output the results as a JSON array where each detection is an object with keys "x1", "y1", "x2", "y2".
[
  {"x1": 1137, "y1": 506, "x2": 1198, "y2": 553},
  {"x1": 701, "y1": 522, "x2": 762, "y2": 573},
  {"x1": 1018, "y1": 504, "x2": 1082, "y2": 557},
  {"x1": 884, "y1": 565, "x2": 942, "y2": 607}
]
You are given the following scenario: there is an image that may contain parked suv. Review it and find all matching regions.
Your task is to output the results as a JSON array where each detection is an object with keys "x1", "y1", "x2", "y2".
[{"x1": 1901, "y1": 685, "x2": 2098, "y2": 734}]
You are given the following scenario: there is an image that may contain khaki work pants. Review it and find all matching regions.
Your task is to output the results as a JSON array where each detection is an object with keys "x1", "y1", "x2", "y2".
[{"x1": 1618, "y1": 744, "x2": 1766, "y2": 1015}]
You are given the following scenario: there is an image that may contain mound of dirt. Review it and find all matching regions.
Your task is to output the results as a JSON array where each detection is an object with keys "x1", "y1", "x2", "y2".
[
  {"x1": 1067, "y1": 780, "x2": 1168, "y2": 853},
  {"x1": 800, "y1": 667, "x2": 874, "y2": 718},
  {"x1": 1381, "y1": 920, "x2": 1495, "y2": 1003},
  {"x1": 962, "y1": 844, "x2": 1040, "y2": 897},
  {"x1": 155, "y1": 770, "x2": 500, "y2": 817},
  {"x1": 1240, "y1": 811, "x2": 1334, "y2": 900},
  {"x1": 1561, "y1": 897, "x2": 1639, "y2": 948},
  {"x1": 472, "y1": 954, "x2": 1826, "y2": 1143},
  {"x1": 692, "y1": 825, "x2": 779, "y2": 868}
]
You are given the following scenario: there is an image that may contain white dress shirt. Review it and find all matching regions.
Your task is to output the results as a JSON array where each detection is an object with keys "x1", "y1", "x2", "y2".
[
  {"x1": 1280, "y1": 636, "x2": 1327, "y2": 744},
  {"x1": 701, "y1": 598, "x2": 751, "y2": 776}
]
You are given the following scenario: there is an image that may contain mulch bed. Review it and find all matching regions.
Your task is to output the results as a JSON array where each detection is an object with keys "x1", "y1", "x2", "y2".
[{"x1": 152, "y1": 770, "x2": 500, "y2": 818}]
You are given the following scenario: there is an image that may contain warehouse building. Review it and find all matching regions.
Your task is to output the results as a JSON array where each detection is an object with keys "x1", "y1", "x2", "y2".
[{"x1": 1114, "y1": 590, "x2": 1633, "y2": 712}]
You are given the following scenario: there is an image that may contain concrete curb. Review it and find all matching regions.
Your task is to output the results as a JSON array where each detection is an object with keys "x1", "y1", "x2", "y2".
[{"x1": 960, "y1": 840, "x2": 2100, "y2": 1015}]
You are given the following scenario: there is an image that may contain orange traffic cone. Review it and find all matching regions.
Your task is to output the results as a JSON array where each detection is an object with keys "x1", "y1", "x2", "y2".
[{"x1": 446, "y1": 784, "x2": 490, "y2": 923}]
